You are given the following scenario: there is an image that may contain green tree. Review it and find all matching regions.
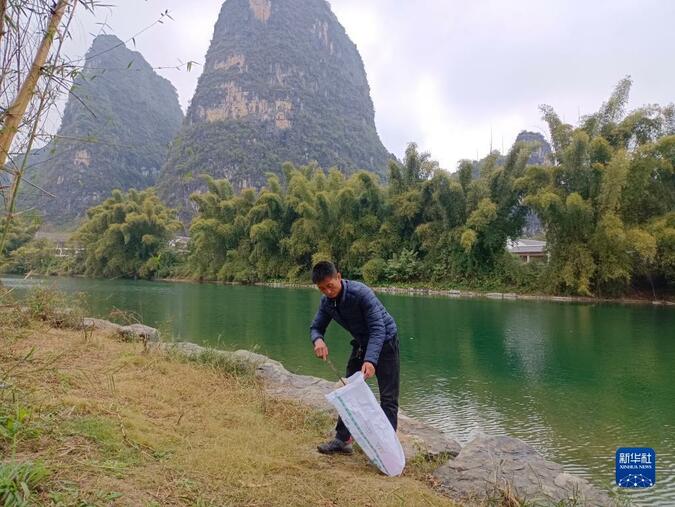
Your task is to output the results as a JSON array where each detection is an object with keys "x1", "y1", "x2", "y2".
[
  {"x1": 2, "y1": 239, "x2": 58, "y2": 275},
  {"x1": 0, "y1": 214, "x2": 40, "y2": 256},
  {"x1": 189, "y1": 176, "x2": 248, "y2": 280},
  {"x1": 525, "y1": 78, "x2": 674, "y2": 296},
  {"x1": 75, "y1": 189, "x2": 181, "y2": 279}
]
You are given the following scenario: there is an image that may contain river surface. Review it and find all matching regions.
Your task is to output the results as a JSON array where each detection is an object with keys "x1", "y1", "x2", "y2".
[{"x1": 3, "y1": 275, "x2": 674, "y2": 505}]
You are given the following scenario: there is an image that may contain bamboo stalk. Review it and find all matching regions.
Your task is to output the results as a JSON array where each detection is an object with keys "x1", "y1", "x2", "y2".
[
  {"x1": 0, "y1": 0, "x2": 70, "y2": 169},
  {"x1": 0, "y1": 0, "x2": 7, "y2": 44}
]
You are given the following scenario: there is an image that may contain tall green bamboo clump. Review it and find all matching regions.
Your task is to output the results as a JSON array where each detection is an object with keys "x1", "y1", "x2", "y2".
[
  {"x1": 187, "y1": 140, "x2": 536, "y2": 288},
  {"x1": 522, "y1": 78, "x2": 674, "y2": 296},
  {"x1": 75, "y1": 188, "x2": 181, "y2": 279}
]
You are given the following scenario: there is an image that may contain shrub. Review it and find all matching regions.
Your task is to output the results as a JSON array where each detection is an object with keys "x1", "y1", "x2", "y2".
[
  {"x1": 1, "y1": 239, "x2": 60, "y2": 275},
  {"x1": 23, "y1": 288, "x2": 85, "y2": 329},
  {"x1": 361, "y1": 258, "x2": 385, "y2": 285},
  {"x1": 385, "y1": 249, "x2": 421, "y2": 282}
]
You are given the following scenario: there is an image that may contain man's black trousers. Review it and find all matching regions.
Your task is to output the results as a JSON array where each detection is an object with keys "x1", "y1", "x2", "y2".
[{"x1": 335, "y1": 337, "x2": 400, "y2": 442}]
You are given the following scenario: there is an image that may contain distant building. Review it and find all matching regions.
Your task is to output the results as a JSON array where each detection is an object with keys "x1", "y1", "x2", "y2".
[
  {"x1": 168, "y1": 236, "x2": 189, "y2": 253},
  {"x1": 507, "y1": 239, "x2": 547, "y2": 263},
  {"x1": 35, "y1": 231, "x2": 83, "y2": 258}
]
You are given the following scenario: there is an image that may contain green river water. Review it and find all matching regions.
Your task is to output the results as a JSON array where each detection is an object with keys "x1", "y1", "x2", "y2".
[{"x1": 2, "y1": 275, "x2": 673, "y2": 505}]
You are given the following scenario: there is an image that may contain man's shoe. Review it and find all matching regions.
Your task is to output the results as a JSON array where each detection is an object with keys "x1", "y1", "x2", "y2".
[{"x1": 317, "y1": 438, "x2": 353, "y2": 454}]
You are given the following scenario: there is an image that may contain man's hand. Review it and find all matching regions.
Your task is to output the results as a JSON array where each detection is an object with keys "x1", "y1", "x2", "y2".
[
  {"x1": 313, "y1": 338, "x2": 328, "y2": 361},
  {"x1": 361, "y1": 361, "x2": 375, "y2": 380}
]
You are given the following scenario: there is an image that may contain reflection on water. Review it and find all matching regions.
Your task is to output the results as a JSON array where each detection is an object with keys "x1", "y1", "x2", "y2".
[{"x1": 3, "y1": 275, "x2": 674, "y2": 505}]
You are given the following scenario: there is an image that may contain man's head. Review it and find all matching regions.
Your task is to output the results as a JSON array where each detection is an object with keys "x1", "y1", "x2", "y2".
[{"x1": 312, "y1": 261, "x2": 342, "y2": 299}]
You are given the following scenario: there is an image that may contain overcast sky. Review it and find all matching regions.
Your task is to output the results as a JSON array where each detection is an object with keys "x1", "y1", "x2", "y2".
[{"x1": 63, "y1": 0, "x2": 675, "y2": 171}]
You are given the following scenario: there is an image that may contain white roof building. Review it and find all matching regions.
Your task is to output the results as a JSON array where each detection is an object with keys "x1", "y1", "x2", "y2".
[{"x1": 507, "y1": 239, "x2": 547, "y2": 262}]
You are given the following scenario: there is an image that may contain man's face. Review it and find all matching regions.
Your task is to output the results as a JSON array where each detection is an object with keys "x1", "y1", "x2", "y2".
[{"x1": 316, "y1": 273, "x2": 342, "y2": 299}]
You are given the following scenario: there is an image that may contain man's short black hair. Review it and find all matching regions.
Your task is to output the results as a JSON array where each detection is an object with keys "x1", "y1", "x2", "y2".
[{"x1": 312, "y1": 261, "x2": 337, "y2": 284}]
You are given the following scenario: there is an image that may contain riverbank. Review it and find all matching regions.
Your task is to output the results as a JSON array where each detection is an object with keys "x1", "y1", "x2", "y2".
[
  {"x1": 0, "y1": 315, "x2": 455, "y2": 506},
  {"x1": 3, "y1": 269, "x2": 672, "y2": 305},
  {"x1": 1, "y1": 302, "x2": 618, "y2": 505},
  {"x1": 159, "y1": 340, "x2": 614, "y2": 507}
]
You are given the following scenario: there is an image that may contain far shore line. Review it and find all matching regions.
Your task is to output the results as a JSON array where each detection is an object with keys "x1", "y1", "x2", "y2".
[
  {"x1": 3, "y1": 272, "x2": 672, "y2": 306},
  {"x1": 159, "y1": 276, "x2": 675, "y2": 306}
]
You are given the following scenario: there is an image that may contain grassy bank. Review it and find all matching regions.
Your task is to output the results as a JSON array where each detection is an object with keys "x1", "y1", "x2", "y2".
[{"x1": 0, "y1": 306, "x2": 455, "y2": 506}]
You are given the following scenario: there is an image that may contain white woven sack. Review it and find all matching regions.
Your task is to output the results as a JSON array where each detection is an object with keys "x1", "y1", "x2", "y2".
[{"x1": 325, "y1": 371, "x2": 405, "y2": 476}]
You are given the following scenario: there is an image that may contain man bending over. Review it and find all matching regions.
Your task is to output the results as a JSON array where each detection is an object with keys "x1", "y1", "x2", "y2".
[{"x1": 310, "y1": 261, "x2": 400, "y2": 454}]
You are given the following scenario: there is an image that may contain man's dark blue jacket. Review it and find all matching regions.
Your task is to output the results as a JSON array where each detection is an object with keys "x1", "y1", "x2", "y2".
[{"x1": 310, "y1": 279, "x2": 397, "y2": 365}]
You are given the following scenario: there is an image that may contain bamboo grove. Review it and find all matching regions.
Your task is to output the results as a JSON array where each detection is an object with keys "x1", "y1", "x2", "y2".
[{"x1": 186, "y1": 79, "x2": 674, "y2": 296}]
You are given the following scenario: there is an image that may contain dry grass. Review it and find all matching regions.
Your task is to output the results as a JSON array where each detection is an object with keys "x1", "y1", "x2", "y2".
[{"x1": 0, "y1": 319, "x2": 457, "y2": 506}]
